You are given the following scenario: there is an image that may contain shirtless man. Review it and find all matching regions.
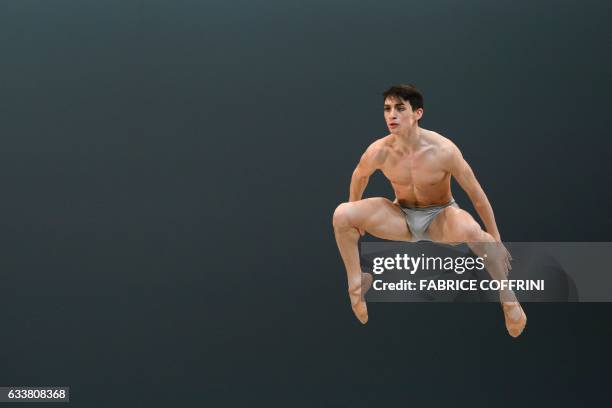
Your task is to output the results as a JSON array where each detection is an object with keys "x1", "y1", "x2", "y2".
[{"x1": 332, "y1": 84, "x2": 527, "y2": 337}]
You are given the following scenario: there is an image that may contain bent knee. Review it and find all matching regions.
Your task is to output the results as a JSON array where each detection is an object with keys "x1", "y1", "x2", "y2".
[{"x1": 333, "y1": 202, "x2": 353, "y2": 228}]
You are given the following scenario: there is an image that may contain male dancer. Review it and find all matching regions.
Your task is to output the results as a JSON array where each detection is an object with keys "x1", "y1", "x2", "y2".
[{"x1": 332, "y1": 84, "x2": 527, "y2": 337}]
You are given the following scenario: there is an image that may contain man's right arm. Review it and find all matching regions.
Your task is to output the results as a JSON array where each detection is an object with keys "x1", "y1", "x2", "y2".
[{"x1": 349, "y1": 143, "x2": 385, "y2": 202}]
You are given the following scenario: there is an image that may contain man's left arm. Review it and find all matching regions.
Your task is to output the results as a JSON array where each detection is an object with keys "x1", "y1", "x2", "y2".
[{"x1": 448, "y1": 145, "x2": 502, "y2": 242}]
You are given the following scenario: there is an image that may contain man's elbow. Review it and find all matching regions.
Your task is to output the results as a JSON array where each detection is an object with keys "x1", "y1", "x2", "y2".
[{"x1": 351, "y1": 168, "x2": 369, "y2": 183}]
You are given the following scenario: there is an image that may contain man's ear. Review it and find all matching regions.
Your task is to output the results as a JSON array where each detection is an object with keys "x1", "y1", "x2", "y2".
[{"x1": 415, "y1": 108, "x2": 424, "y2": 121}]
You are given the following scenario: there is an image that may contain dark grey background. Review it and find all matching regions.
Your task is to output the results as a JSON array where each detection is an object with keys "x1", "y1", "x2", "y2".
[{"x1": 0, "y1": 0, "x2": 610, "y2": 406}]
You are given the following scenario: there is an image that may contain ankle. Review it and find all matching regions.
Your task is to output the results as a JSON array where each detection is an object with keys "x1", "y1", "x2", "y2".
[
  {"x1": 499, "y1": 289, "x2": 517, "y2": 304},
  {"x1": 348, "y1": 286, "x2": 362, "y2": 302}
]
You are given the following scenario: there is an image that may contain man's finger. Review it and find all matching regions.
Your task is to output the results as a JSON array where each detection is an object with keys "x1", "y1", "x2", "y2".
[{"x1": 505, "y1": 247, "x2": 513, "y2": 261}]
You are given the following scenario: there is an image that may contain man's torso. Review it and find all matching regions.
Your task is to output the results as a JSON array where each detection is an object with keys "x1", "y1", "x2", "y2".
[{"x1": 375, "y1": 129, "x2": 454, "y2": 207}]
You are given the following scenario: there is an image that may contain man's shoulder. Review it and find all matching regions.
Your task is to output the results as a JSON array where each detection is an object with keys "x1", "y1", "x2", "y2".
[
  {"x1": 361, "y1": 135, "x2": 393, "y2": 164},
  {"x1": 369, "y1": 134, "x2": 394, "y2": 145},
  {"x1": 365, "y1": 135, "x2": 394, "y2": 153},
  {"x1": 423, "y1": 129, "x2": 459, "y2": 154},
  {"x1": 423, "y1": 128, "x2": 452, "y2": 145}
]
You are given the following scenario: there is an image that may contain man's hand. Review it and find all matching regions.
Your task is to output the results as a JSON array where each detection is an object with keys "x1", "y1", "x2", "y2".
[
  {"x1": 502, "y1": 242, "x2": 513, "y2": 275},
  {"x1": 491, "y1": 234, "x2": 512, "y2": 275},
  {"x1": 481, "y1": 241, "x2": 513, "y2": 277}
]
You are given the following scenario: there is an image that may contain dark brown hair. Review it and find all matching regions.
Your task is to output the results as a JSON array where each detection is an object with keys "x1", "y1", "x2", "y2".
[{"x1": 382, "y1": 84, "x2": 424, "y2": 111}]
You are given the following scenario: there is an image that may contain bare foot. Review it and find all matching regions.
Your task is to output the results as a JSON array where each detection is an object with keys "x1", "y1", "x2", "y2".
[
  {"x1": 348, "y1": 273, "x2": 373, "y2": 324},
  {"x1": 502, "y1": 302, "x2": 527, "y2": 338}
]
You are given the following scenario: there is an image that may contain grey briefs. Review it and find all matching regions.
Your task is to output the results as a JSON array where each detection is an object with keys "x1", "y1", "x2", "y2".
[{"x1": 396, "y1": 199, "x2": 458, "y2": 242}]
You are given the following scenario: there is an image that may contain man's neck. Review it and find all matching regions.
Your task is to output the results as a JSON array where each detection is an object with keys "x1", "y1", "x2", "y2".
[{"x1": 393, "y1": 125, "x2": 422, "y2": 151}]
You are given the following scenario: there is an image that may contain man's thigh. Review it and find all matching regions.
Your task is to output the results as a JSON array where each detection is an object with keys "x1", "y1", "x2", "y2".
[
  {"x1": 341, "y1": 197, "x2": 412, "y2": 241},
  {"x1": 427, "y1": 205, "x2": 482, "y2": 243}
]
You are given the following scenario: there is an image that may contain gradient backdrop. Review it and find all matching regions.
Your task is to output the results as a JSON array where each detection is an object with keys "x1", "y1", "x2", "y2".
[{"x1": 1, "y1": 1, "x2": 611, "y2": 406}]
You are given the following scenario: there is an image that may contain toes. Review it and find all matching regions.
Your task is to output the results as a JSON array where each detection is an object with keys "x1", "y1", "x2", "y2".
[
  {"x1": 352, "y1": 302, "x2": 369, "y2": 324},
  {"x1": 502, "y1": 303, "x2": 527, "y2": 337}
]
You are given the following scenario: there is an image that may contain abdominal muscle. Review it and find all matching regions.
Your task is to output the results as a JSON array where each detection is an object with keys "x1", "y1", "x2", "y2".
[{"x1": 391, "y1": 179, "x2": 453, "y2": 208}]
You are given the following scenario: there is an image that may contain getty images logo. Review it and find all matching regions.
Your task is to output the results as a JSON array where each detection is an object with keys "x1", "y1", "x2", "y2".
[{"x1": 371, "y1": 253, "x2": 486, "y2": 275}]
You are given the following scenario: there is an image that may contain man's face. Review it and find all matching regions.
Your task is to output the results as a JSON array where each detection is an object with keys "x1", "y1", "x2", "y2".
[{"x1": 384, "y1": 97, "x2": 423, "y2": 134}]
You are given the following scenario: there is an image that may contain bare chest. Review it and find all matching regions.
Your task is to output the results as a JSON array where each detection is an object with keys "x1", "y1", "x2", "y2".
[{"x1": 381, "y1": 152, "x2": 448, "y2": 188}]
